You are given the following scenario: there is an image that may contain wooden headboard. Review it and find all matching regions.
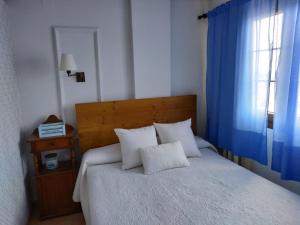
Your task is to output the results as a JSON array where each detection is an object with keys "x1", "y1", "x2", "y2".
[{"x1": 76, "y1": 95, "x2": 197, "y2": 153}]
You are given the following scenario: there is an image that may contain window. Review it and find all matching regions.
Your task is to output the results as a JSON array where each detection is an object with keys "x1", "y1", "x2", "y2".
[{"x1": 252, "y1": 13, "x2": 283, "y2": 128}]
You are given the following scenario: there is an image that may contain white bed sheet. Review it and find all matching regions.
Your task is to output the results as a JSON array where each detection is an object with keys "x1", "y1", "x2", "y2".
[{"x1": 80, "y1": 148, "x2": 300, "y2": 225}]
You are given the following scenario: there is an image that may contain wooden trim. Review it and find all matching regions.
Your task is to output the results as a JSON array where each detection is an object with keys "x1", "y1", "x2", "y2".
[{"x1": 76, "y1": 95, "x2": 197, "y2": 153}]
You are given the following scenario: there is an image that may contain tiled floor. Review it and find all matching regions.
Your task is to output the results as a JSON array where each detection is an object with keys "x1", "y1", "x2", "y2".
[{"x1": 28, "y1": 211, "x2": 85, "y2": 225}]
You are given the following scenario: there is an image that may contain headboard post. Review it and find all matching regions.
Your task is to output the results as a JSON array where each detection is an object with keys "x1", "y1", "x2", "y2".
[{"x1": 76, "y1": 95, "x2": 197, "y2": 153}]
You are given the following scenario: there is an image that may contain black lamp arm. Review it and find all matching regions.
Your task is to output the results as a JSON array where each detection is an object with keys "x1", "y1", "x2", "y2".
[
  {"x1": 66, "y1": 70, "x2": 85, "y2": 82},
  {"x1": 66, "y1": 70, "x2": 75, "y2": 77}
]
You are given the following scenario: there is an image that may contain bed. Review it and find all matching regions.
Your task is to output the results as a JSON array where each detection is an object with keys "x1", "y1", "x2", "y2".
[{"x1": 73, "y1": 95, "x2": 300, "y2": 225}]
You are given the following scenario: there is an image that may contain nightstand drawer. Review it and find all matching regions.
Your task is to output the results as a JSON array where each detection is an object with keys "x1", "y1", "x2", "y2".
[{"x1": 33, "y1": 138, "x2": 71, "y2": 152}]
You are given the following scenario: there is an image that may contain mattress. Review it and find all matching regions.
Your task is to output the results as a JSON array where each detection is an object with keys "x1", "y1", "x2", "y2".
[{"x1": 82, "y1": 148, "x2": 300, "y2": 225}]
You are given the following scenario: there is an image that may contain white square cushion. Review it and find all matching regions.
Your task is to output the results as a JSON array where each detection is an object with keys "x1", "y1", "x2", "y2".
[
  {"x1": 114, "y1": 126, "x2": 158, "y2": 170},
  {"x1": 154, "y1": 119, "x2": 201, "y2": 157},
  {"x1": 140, "y1": 141, "x2": 190, "y2": 175}
]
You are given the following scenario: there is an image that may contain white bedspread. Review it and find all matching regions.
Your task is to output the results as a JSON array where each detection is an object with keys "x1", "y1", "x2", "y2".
[{"x1": 78, "y1": 149, "x2": 300, "y2": 225}]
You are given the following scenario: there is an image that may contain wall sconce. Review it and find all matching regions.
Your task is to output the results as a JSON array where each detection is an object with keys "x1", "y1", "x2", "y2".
[{"x1": 60, "y1": 53, "x2": 85, "y2": 82}]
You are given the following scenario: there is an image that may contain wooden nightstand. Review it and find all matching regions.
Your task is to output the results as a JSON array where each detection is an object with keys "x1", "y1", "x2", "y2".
[{"x1": 27, "y1": 115, "x2": 80, "y2": 220}]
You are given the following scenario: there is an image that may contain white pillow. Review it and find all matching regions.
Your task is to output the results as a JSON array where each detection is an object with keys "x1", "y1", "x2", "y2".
[
  {"x1": 83, "y1": 143, "x2": 122, "y2": 165},
  {"x1": 154, "y1": 119, "x2": 201, "y2": 157},
  {"x1": 114, "y1": 126, "x2": 158, "y2": 170},
  {"x1": 140, "y1": 141, "x2": 190, "y2": 175}
]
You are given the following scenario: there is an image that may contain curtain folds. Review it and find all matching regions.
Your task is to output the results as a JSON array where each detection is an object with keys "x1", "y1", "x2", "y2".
[
  {"x1": 206, "y1": 0, "x2": 277, "y2": 164},
  {"x1": 207, "y1": 0, "x2": 300, "y2": 181},
  {"x1": 272, "y1": 0, "x2": 300, "y2": 181}
]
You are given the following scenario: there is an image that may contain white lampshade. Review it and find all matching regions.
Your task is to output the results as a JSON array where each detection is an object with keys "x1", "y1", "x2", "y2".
[{"x1": 60, "y1": 53, "x2": 78, "y2": 71}]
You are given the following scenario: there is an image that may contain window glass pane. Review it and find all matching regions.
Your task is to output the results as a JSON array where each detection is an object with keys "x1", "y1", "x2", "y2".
[
  {"x1": 268, "y1": 82, "x2": 275, "y2": 114},
  {"x1": 254, "y1": 51, "x2": 271, "y2": 81},
  {"x1": 271, "y1": 49, "x2": 280, "y2": 81},
  {"x1": 253, "y1": 16, "x2": 274, "y2": 51},
  {"x1": 252, "y1": 14, "x2": 283, "y2": 50},
  {"x1": 256, "y1": 81, "x2": 268, "y2": 111},
  {"x1": 274, "y1": 13, "x2": 283, "y2": 49},
  {"x1": 252, "y1": 13, "x2": 283, "y2": 117}
]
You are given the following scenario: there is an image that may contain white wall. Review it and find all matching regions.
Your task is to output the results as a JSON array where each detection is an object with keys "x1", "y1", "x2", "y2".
[
  {"x1": 8, "y1": 0, "x2": 172, "y2": 200},
  {"x1": 171, "y1": 0, "x2": 209, "y2": 135},
  {"x1": 0, "y1": 1, "x2": 29, "y2": 224},
  {"x1": 9, "y1": 0, "x2": 134, "y2": 131},
  {"x1": 9, "y1": 0, "x2": 173, "y2": 128},
  {"x1": 131, "y1": 0, "x2": 171, "y2": 98}
]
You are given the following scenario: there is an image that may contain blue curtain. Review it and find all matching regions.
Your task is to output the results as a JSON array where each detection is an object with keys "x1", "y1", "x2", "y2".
[
  {"x1": 206, "y1": 0, "x2": 277, "y2": 164},
  {"x1": 272, "y1": 0, "x2": 300, "y2": 181}
]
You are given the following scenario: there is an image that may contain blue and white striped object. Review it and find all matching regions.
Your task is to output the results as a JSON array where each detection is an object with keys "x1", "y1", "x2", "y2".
[{"x1": 38, "y1": 122, "x2": 66, "y2": 138}]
